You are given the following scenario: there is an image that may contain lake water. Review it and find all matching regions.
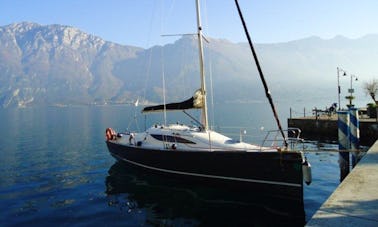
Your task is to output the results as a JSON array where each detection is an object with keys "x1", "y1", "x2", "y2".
[{"x1": 0, "y1": 104, "x2": 342, "y2": 226}]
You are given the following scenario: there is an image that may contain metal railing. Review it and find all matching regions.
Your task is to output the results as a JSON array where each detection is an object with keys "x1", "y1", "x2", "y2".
[{"x1": 261, "y1": 128, "x2": 305, "y2": 151}]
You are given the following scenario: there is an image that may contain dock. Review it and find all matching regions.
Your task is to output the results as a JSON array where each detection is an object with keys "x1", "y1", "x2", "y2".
[
  {"x1": 288, "y1": 115, "x2": 378, "y2": 146},
  {"x1": 306, "y1": 140, "x2": 378, "y2": 226}
]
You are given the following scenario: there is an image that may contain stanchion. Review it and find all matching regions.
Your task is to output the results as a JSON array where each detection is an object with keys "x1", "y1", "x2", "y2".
[
  {"x1": 338, "y1": 111, "x2": 350, "y2": 182},
  {"x1": 349, "y1": 108, "x2": 360, "y2": 167}
]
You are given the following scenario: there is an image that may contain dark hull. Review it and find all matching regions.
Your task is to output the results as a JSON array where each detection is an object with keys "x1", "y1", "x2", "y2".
[
  {"x1": 106, "y1": 141, "x2": 305, "y2": 202},
  {"x1": 106, "y1": 161, "x2": 306, "y2": 226}
]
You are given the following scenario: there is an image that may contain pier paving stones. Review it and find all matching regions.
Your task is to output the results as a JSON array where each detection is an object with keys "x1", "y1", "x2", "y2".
[{"x1": 306, "y1": 140, "x2": 378, "y2": 226}]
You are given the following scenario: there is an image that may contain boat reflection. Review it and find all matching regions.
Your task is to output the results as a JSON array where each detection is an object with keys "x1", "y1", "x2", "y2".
[{"x1": 105, "y1": 161, "x2": 305, "y2": 226}]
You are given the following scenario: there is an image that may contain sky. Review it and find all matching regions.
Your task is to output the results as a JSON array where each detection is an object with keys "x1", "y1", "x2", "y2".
[{"x1": 1, "y1": 0, "x2": 378, "y2": 48}]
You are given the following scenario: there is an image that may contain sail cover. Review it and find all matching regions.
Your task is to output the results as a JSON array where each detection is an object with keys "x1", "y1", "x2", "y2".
[{"x1": 142, "y1": 89, "x2": 204, "y2": 113}]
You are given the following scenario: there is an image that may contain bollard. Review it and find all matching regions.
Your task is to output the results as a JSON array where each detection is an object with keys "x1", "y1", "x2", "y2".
[
  {"x1": 349, "y1": 108, "x2": 360, "y2": 167},
  {"x1": 337, "y1": 111, "x2": 350, "y2": 182}
]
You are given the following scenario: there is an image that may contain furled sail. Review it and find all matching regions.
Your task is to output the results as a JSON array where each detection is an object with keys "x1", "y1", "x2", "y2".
[{"x1": 142, "y1": 89, "x2": 203, "y2": 113}]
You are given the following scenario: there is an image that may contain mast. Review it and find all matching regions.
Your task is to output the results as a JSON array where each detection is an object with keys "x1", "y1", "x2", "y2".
[{"x1": 195, "y1": 0, "x2": 209, "y2": 130}]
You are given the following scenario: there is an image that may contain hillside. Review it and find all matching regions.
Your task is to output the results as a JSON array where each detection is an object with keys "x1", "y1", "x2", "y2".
[{"x1": 0, "y1": 22, "x2": 377, "y2": 108}]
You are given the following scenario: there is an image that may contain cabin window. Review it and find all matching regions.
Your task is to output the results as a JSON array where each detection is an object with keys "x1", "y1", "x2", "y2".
[{"x1": 150, "y1": 134, "x2": 196, "y2": 144}]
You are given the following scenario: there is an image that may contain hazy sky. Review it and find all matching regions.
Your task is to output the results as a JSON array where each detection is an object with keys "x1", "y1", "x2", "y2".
[{"x1": 1, "y1": 0, "x2": 377, "y2": 48}]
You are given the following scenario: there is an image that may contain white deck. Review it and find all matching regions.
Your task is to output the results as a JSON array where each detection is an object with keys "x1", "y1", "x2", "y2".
[{"x1": 115, "y1": 123, "x2": 278, "y2": 152}]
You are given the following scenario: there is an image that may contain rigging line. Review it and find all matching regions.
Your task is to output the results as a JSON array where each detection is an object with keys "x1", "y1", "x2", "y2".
[
  {"x1": 127, "y1": 105, "x2": 140, "y2": 131},
  {"x1": 160, "y1": 0, "x2": 168, "y2": 126},
  {"x1": 161, "y1": 47, "x2": 167, "y2": 126},
  {"x1": 142, "y1": 42, "x2": 153, "y2": 104},
  {"x1": 208, "y1": 50, "x2": 215, "y2": 130},
  {"x1": 234, "y1": 0, "x2": 288, "y2": 148},
  {"x1": 183, "y1": 110, "x2": 203, "y2": 128},
  {"x1": 142, "y1": 1, "x2": 162, "y2": 103}
]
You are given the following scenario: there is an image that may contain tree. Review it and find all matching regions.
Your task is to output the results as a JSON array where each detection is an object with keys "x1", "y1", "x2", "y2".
[
  {"x1": 364, "y1": 79, "x2": 378, "y2": 121},
  {"x1": 363, "y1": 79, "x2": 378, "y2": 103}
]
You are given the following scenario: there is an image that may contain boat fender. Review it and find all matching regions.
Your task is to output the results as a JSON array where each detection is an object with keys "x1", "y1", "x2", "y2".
[
  {"x1": 302, "y1": 159, "x2": 312, "y2": 185},
  {"x1": 129, "y1": 133, "x2": 136, "y2": 145},
  {"x1": 171, "y1": 144, "x2": 177, "y2": 150},
  {"x1": 105, "y1": 128, "x2": 116, "y2": 141}
]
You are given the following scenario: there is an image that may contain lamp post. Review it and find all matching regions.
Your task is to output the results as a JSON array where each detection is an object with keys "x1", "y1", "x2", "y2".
[
  {"x1": 337, "y1": 67, "x2": 347, "y2": 110},
  {"x1": 346, "y1": 74, "x2": 358, "y2": 108}
]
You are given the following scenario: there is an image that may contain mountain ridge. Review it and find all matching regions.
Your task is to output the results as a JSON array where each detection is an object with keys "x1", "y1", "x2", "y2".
[{"x1": 0, "y1": 22, "x2": 377, "y2": 108}]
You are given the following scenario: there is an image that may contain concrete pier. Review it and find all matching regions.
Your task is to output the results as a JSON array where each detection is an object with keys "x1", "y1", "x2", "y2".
[{"x1": 306, "y1": 140, "x2": 378, "y2": 226}]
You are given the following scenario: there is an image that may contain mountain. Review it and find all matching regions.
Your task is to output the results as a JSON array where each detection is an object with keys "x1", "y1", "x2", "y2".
[
  {"x1": 0, "y1": 22, "x2": 377, "y2": 108},
  {"x1": 0, "y1": 22, "x2": 142, "y2": 107}
]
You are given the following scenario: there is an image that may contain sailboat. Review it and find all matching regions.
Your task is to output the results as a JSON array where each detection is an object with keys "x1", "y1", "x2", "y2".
[{"x1": 105, "y1": 0, "x2": 311, "y2": 201}]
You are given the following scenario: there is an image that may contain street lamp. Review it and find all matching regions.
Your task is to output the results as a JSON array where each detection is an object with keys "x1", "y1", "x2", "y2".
[
  {"x1": 337, "y1": 67, "x2": 347, "y2": 110},
  {"x1": 346, "y1": 74, "x2": 358, "y2": 108}
]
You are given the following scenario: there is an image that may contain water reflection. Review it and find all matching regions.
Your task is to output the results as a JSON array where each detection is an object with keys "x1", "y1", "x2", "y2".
[{"x1": 105, "y1": 161, "x2": 305, "y2": 226}]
